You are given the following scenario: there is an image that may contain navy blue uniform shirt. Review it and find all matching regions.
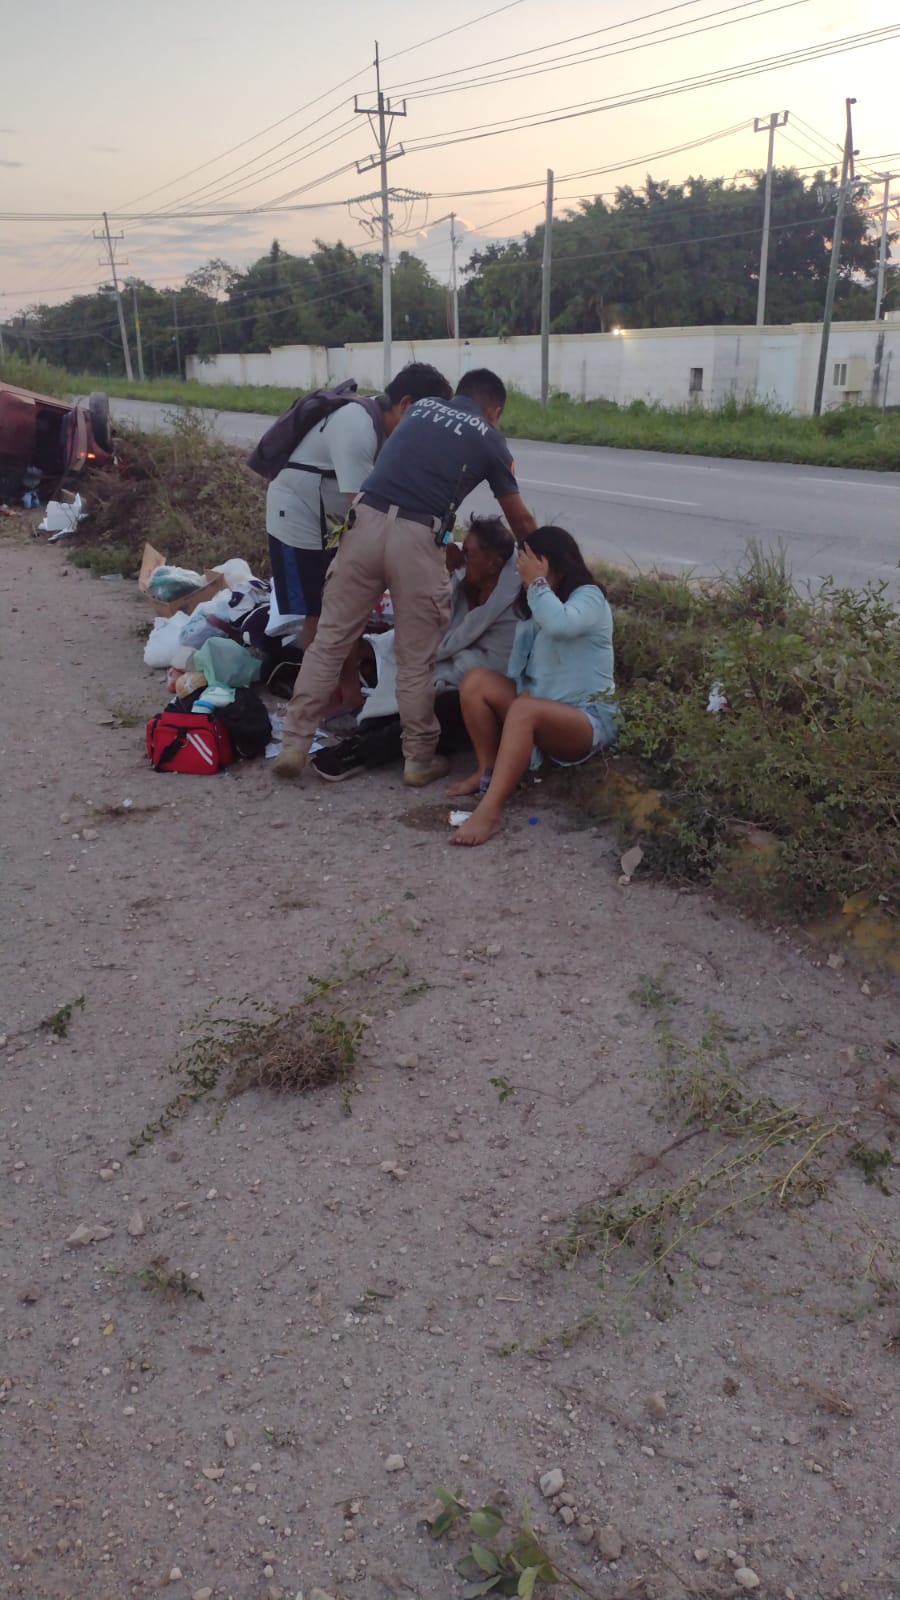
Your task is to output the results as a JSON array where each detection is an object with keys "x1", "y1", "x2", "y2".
[{"x1": 360, "y1": 394, "x2": 519, "y2": 521}]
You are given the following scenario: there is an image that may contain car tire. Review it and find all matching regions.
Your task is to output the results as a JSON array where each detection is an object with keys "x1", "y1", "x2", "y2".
[{"x1": 88, "y1": 391, "x2": 112, "y2": 452}]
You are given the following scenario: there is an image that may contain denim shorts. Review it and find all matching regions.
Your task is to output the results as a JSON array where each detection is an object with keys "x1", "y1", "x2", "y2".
[{"x1": 549, "y1": 699, "x2": 621, "y2": 768}]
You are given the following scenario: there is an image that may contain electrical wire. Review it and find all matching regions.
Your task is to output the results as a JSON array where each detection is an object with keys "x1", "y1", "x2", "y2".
[
  {"x1": 398, "y1": 0, "x2": 801, "y2": 103},
  {"x1": 110, "y1": 66, "x2": 371, "y2": 215},
  {"x1": 386, "y1": 0, "x2": 712, "y2": 90},
  {"x1": 381, "y1": 0, "x2": 525, "y2": 63},
  {"x1": 401, "y1": 26, "x2": 900, "y2": 157},
  {"x1": 11, "y1": 200, "x2": 863, "y2": 348}
]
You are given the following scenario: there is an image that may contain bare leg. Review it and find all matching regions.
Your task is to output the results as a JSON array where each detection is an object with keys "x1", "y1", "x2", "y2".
[
  {"x1": 451, "y1": 696, "x2": 593, "y2": 847},
  {"x1": 447, "y1": 669, "x2": 517, "y2": 797}
]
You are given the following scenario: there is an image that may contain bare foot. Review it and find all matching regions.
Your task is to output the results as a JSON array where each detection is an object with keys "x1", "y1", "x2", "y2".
[
  {"x1": 449, "y1": 802, "x2": 501, "y2": 847},
  {"x1": 447, "y1": 770, "x2": 484, "y2": 798}
]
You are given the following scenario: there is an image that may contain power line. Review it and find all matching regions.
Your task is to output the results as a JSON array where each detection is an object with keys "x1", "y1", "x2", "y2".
[
  {"x1": 400, "y1": 26, "x2": 900, "y2": 157},
  {"x1": 425, "y1": 120, "x2": 750, "y2": 203},
  {"x1": 109, "y1": 4, "x2": 525, "y2": 223},
  {"x1": 398, "y1": 0, "x2": 805, "y2": 103},
  {"x1": 386, "y1": 0, "x2": 712, "y2": 90},
  {"x1": 382, "y1": 0, "x2": 526, "y2": 63},
  {"x1": 110, "y1": 66, "x2": 371, "y2": 215}
]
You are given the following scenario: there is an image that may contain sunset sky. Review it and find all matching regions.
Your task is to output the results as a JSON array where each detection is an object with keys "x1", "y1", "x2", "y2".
[{"x1": 1, "y1": 0, "x2": 898, "y2": 314}]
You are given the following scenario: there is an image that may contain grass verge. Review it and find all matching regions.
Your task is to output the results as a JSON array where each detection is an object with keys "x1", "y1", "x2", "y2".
[
  {"x1": 574, "y1": 545, "x2": 900, "y2": 923},
  {"x1": 61, "y1": 370, "x2": 900, "y2": 470},
  {"x1": 4, "y1": 351, "x2": 898, "y2": 465}
]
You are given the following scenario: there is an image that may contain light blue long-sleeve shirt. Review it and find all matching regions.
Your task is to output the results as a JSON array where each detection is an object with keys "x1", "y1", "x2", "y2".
[{"x1": 508, "y1": 580, "x2": 616, "y2": 706}]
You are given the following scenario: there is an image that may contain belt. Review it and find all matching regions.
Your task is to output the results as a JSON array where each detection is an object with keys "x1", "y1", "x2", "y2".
[{"x1": 357, "y1": 491, "x2": 439, "y2": 531}]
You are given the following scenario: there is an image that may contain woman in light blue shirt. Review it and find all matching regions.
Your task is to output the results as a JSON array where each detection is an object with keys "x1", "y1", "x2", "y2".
[{"x1": 449, "y1": 525, "x2": 619, "y2": 847}]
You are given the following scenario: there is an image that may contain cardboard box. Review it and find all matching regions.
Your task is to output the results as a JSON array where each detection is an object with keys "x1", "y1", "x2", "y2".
[{"x1": 139, "y1": 543, "x2": 227, "y2": 618}]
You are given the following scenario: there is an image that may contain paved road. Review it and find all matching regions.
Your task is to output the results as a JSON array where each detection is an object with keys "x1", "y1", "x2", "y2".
[{"x1": 109, "y1": 397, "x2": 900, "y2": 593}]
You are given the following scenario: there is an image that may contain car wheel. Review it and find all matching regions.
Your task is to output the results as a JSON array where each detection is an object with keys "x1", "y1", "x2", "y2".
[{"x1": 88, "y1": 391, "x2": 112, "y2": 452}]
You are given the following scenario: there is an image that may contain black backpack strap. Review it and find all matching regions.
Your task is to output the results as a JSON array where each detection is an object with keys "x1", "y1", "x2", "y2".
[
  {"x1": 152, "y1": 727, "x2": 188, "y2": 771},
  {"x1": 282, "y1": 463, "x2": 338, "y2": 549}
]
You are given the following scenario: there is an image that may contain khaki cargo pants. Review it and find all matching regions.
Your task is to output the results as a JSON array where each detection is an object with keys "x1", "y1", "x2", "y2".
[{"x1": 281, "y1": 500, "x2": 451, "y2": 765}]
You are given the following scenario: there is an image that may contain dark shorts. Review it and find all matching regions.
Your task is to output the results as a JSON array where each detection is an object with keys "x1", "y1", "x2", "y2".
[{"x1": 267, "y1": 536, "x2": 333, "y2": 619}]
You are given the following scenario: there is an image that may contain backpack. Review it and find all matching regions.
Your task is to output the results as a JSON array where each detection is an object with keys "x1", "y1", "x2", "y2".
[
  {"x1": 146, "y1": 708, "x2": 234, "y2": 775},
  {"x1": 216, "y1": 687, "x2": 273, "y2": 760},
  {"x1": 246, "y1": 381, "x2": 386, "y2": 481}
]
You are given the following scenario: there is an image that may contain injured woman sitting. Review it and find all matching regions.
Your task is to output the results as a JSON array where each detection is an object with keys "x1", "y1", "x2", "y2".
[{"x1": 311, "y1": 516, "x2": 520, "y2": 781}]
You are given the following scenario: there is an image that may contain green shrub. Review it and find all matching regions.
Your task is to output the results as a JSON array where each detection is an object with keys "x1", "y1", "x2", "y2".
[{"x1": 602, "y1": 551, "x2": 900, "y2": 919}]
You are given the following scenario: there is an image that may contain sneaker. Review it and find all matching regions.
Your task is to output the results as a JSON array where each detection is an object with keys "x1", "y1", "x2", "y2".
[
  {"x1": 312, "y1": 741, "x2": 365, "y2": 783},
  {"x1": 271, "y1": 747, "x2": 307, "y2": 780},
  {"x1": 403, "y1": 753, "x2": 451, "y2": 788}
]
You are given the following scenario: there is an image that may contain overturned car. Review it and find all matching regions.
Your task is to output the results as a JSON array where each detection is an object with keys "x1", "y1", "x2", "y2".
[{"x1": 0, "y1": 382, "x2": 113, "y2": 500}]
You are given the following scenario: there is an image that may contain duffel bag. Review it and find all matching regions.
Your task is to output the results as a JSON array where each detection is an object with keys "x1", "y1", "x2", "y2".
[{"x1": 145, "y1": 709, "x2": 234, "y2": 775}]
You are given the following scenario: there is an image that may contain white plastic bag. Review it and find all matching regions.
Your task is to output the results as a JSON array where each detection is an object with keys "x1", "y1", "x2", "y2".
[
  {"x1": 212, "y1": 558, "x2": 254, "y2": 589},
  {"x1": 40, "y1": 494, "x2": 86, "y2": 540},
  {"x1": 143, "y1": 611, "x2": 190, "y2": 669}
]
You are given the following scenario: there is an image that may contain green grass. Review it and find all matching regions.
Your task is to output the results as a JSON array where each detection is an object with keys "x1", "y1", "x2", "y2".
[
  {"x1": 504, "y1": 390, "x2": 900, "y2": 470},
  {"x1": 64, "y1": 373, "x2": 900, "y2": 470},
  {"x1": 0, "y1": 351, "x2": 73, "y2": 396},
  {"x1": 582, "y1": 545, "x2": 900, "y2": 922},
  {"x1": 4, "y1": 352, "x2": 897, "y2": 468}
]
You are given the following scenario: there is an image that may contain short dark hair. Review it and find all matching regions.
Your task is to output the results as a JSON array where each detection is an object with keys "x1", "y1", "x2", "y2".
[
  {"x1": 466, "y1": 514, "x2": 514, "y2": 565},
  {"x1": 456, "y1": 368, "x2": 507, "y2": 412},
  {"x1": 516, "y1": 525, "x2": 604, "y2": 617},
  {"x1": 385, "y1": 362, "x2": 452, "y2": 405}
]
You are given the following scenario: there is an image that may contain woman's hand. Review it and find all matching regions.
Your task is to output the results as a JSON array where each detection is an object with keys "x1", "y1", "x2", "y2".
[
  {"x1": 517, "y1": 543, "x2": 550, "y2": 588},
  {"x1": 445, "y1": 540, "x2": 466, "y2": 574}
]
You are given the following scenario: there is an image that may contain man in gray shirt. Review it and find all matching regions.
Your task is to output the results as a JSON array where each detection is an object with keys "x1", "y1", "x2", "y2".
[
  {"x1": 274, "y1": 368, "x2": 536, "y2": 788},
  {"x1": 266, "y1": 362, "x2": 451, "y2": 711}
]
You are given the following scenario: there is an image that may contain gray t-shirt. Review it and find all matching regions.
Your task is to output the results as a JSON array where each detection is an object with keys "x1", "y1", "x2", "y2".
[
  {"x1": 266, "y1": 402, "x2": 380, "y2": 550},
  {"x1": 361, "y1": 394, "x2": 518, "y2": 521}
]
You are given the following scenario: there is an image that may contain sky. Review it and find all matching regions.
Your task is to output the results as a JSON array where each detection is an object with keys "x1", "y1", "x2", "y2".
[{"x1": 1, "y1": 0, "x2": 898, "y2": 317}]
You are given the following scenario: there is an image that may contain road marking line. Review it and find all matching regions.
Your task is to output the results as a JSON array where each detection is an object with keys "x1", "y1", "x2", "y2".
[
  {"x1": 797, "y1": 476, "x2": 900, "y2": 492},
  {"x1": 519, "y1": 477, "x2": 699, "y2": 508}
]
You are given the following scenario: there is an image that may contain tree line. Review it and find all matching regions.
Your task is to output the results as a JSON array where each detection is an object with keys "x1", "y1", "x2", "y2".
[{"x1": 2, "y1": 170, "x2": 894, "y2": 376}]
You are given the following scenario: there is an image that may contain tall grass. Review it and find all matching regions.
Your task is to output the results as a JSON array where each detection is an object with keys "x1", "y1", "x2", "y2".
[
  {"x1": 0, "y1": 351, "x2": 73, "y2": 397},
  {"x1": 587, "y1": 545, "x2": 900, "y2": 921}
]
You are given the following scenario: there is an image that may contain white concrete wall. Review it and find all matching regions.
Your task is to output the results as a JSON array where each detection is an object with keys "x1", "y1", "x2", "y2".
[{"x1": 186, "y1": 321, "x2": 900, "y2": 414}]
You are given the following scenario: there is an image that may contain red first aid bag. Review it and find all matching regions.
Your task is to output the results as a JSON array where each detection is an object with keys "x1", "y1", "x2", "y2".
[{"x1": 145, "y1": 709, "x2": 234, "y2": 774}]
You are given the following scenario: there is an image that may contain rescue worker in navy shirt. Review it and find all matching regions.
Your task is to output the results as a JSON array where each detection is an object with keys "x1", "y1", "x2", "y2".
[{"x1": 273, "y1": 368, "x2": 536, "y2": 788}]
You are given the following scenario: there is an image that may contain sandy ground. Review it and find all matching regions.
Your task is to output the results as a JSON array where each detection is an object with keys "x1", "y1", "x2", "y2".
[{"x1": 1, "y1": 532, "x2": 898, "y2": 1600}]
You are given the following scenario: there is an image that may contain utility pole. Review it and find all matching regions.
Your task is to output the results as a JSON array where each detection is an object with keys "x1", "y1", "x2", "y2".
[
  {"x1": 753, "y1": 110, "x2": 789, "y2": 326},
  {"x1": 171, "y1": 293, "x2": 182, "y2": 379},
  {"x1": 812, "y1": 98, "x2": 856, "y2": 418},
  {"x1": 128, "y1": 279, "x2": 146, "y2": 382},
  {"x1": 874, "y1": 172, "x2": 899, "y2": 319},
  {"x1": 95, "y1": 212, "x2": 134, "y2": 379},
  {"x1": 355, "y1": 42, "x2": 407, "y2": 389},
  {"x1": 448, "y1": 211, "x2": 460, "y2": 343},
  {"x1": 540, "y1": 169, "x2": 554, "y2": 408}
]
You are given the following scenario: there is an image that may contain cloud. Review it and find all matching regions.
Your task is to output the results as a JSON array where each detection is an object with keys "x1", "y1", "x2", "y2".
[
  {"x1": 0, "y1": 159, "x2": 24, "y2": 169},
  {"x1": 0, "y1": 126, "x2": 16, "y2": 134},
  {"x1": 91, "y1": 144, "x2": 120, "y2": 154}
]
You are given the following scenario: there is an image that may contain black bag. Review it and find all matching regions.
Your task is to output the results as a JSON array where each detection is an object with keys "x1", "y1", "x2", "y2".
[
  {"x1": 261, "y1": 646, "x2": 304, "y2": 699},
  {"x1": 215, "y1": 687, "x2": 273, "y2": 760},
  {"x1": 246, "y1": 381, "x2": 386, "y2": 481}
]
